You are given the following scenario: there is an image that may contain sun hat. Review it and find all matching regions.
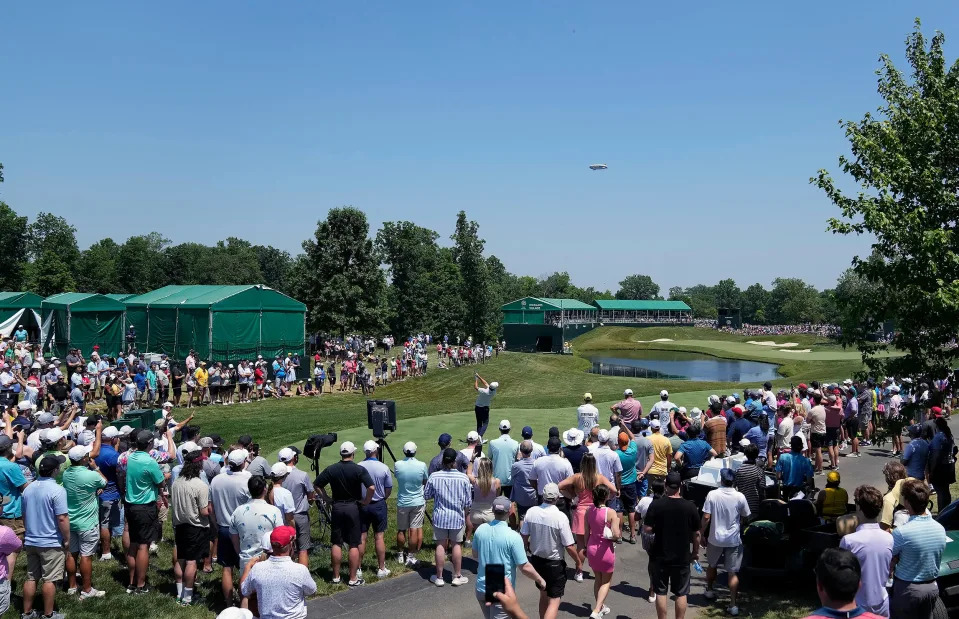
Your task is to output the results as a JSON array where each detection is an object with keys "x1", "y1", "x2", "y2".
[
  {"x1": 339, "y1": 441, "x2": 356, "y2": 456},
  {"x1": 563, "y1": 428, "x2": 583, "y2": 446}
]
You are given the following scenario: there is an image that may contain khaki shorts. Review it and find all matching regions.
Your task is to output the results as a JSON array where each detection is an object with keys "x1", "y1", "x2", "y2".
[
  {"x1": 434, "y1": 525, "x2": 465, "y2": 543},
  {"x1": 396, "y1": 505, "x2": 425, "y2": 530},
  {"x1": 25, "y1": 546, "x2": 66, "y2": 583},
  {"x1": 706, "y1": 543, "x2": 744, "y2": 573}
]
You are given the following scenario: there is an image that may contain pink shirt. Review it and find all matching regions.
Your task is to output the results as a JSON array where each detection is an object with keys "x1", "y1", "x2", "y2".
[
  {"x1": 613, "y1": 398, "x2": 643, "y2": 424},
  {"x1": 0, "y1": 525, "x2": 22, "y2": 580}
]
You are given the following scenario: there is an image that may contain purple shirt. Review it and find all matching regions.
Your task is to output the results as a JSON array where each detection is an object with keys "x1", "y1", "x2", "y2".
[
  {"x1": 839, "y1": 522, "x2": 892, "y2": 611},
  {"x1": 0, "y1": 525, "x2": 22, "y2": 580}
]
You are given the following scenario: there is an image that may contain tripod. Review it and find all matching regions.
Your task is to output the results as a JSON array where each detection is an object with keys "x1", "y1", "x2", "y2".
[
  {"x1": 308, "y1": 447, "x2": 334, "y2": 553},
  {"x1": 375, "y1": 436, "x2": 398, "y2": 466}
]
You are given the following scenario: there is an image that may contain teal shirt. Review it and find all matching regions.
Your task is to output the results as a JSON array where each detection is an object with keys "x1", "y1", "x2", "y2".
[
  {"x1": 63, "y1": 464, "x2": 106, "y2": 531},
  {"x1": 0, "y1": 458, "x2": 27, "y2": 518},
  {"x1": 489, "y1": 435, "x2": 519, "y2": 486},
  {"x1": 125, "y1": 451, "x2": 164, "y2": 505},
  {"x1": 146, "y1": 370, "x2": 157, "y2": 390},
  {"x1": 393, "y1": 457, "x2": 428, "y2": 508},
  {"x1": 617, "y1": 443, "x2": 639, "y2": 485},
  {"x1": 473, "y1": 519, "x2": 527, "y2": 594},
  {"x1": 775, "y1": 451, "x2": 814, "y2": 488}
]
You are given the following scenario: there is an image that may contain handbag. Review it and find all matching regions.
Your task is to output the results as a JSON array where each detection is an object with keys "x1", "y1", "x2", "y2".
[{"x1": 602, "y1": 507, "x2": 615, "y2": 540}]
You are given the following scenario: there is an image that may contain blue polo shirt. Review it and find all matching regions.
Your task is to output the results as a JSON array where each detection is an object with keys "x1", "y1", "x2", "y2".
[
  {"x1": 775, "y1": 451, "x2": 814, "y2": 487},
  {"x1": 891, "y1": 513, "x2": 948, "y2": 582},
  {"x1": 22, "y1": 477, "x2": 68, "y2": 548},
  {"x1": 394, "y1": 457, "x2": 428, "y2": 508},
  {"x1": 678, "y1": 438, "x2": 713, "y2": 469},
  {"x1": 472, "y1": 519, "x2": 527, "y2": 594},
  {"x1": 94, "y1": 444, "x2": 121, "y2": 502}
]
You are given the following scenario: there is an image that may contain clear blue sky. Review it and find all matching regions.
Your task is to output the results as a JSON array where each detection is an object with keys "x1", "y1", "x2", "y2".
[{"x1": 3, "y1": 2, "x2": 958, "y2": 293}]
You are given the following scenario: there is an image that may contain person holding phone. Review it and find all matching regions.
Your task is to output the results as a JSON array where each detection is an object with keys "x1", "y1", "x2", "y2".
[{"x1": 472, "y1": 496, "x2": 545, "y2": 619}]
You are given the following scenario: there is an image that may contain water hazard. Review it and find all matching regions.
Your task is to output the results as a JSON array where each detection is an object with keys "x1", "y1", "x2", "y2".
[{"x1": 586, "y1": 349, "x2": 779, "y2": 383}]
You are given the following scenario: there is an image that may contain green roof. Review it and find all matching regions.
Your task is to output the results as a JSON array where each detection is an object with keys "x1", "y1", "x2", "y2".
[
  {"x1": 104, "y1": 293, "x2": 135, "y2": 302},
  {"x1": 0, "y1": 292, "x2": 43, "y2": 310},
  {"x1": 593, "y1": 299, "x2": 692, "y2": 311},
  {"x1": 123, "y1": 285, "x2": 306, "y2": 312},
  {"x1": 42, "y1": 293, "x2": 126, "y2": 312},
  {"x1": 501, "y1": 297, "x2": 597, "y2": 312}
]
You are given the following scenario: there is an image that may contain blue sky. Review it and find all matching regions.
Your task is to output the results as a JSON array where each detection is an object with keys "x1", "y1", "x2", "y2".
[{"x1": 3, "y1": 2, "x2": 958, "y2": 293}]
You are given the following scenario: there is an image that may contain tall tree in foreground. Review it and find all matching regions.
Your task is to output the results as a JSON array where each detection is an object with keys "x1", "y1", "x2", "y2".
[
  {"x1": 814, "y1": 20, "x2": 959, "y2": 377},
  {"x1": 451, "y1": 211, "x2": 495, "y2": 341},
  {"x1": 0, "y1": 202, "x2": 28, "y2": 290},
  {"x1": 615, "y1": 274, "x2": 660, "y2": 300},
  {"x1": 297, "y1": 207, "x2": 385, "y2": 336},
  {"x1": 376, "y1": 221, "x2": 442, "y2": 337}
]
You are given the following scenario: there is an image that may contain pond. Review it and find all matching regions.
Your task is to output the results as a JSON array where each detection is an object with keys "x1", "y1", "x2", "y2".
[{"x1": 586, "y1": 349, "x2": 780, "y2": 383}]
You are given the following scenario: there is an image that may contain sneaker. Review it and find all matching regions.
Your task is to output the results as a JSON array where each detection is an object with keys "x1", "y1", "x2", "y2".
[
  {"x1": 134, "y1": 585, "x2": 151, "y2": 595},
  {"x1": 647, "y1": 593, "x2": 657, "y2": 603},
  {"x1": 451, "y1": 575, "x2": 469, "y2": 586},
  {"x1": 348, "y1": 578, "x2": 364, "y2": 587},
  {"x1": 40, "y1": 614, "x2": 64, "y2": 619},
  {"x1": 430, "y1": 575, "x2": 445, "y2": 587},
  {"x1": 860, "y1": 440, "x2": 872, "y2": 446},
  {"x1": 396, "y1": 551, "x2": 405, "y2": 564},
  {"x1": 80, "y1": 587, "x2": 106, "y2": 599},
  {"x1": 377, "y1": 568, "x2": 391, "y2": 579},
  {"x1": 125, "y1": 585, "x2": 136, "y2": 594},
  {"x1": 331, "y1": 577, "x2": 341, "y2": 584},
  {"x1": 600, "y1": 605, "x2": 611, "y2": 616},
  {"x1": 21, "y1": 612, "x2": 39, "y2": 619},
  {"x1": 728, "y1": 606, "x2": 740, "y2": 616},
  {"x1": 704, "y1": 589, "x2": 717, "y2": 600},
  {"x1": 149, "y1": 542, "x2": 158, "y2": 554},
  {"x1": 848, "y1": 453, "x2": 860, "y2": 458},
  {"x1": 405, "y1": 556, "x2": 420, "y2": 568},
  {"x1": 99, "y1": 553, "x2": 113, "y2": 561},
  {"x1": 464, "y1": 539, "x2": 472, "y2": 548},
  {"x1": 177, "y1": 599, "x2": 192, "y2": 607},
  {"x1": 574, "y1": 571, "x2": 584, "y2": 582},
  {"x1": 355, "y1": 568, "x2": 363, "y2": 579},
  {"x1": 590, "y1": 614, "x2": 602, "y2": 619},
  {"x1": 815, "y1": 470, "x2": 824, "y2": 476},
  {"x1": 66, "y1": 587, "x2": 77, "y2": 595}
]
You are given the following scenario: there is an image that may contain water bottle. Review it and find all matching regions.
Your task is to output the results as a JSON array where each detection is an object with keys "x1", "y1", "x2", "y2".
[{"x1": 693, "y1": 560, "x2": 704, "y2": 574}]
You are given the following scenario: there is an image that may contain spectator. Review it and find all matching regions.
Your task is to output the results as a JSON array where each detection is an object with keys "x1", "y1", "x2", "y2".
[
  {"x1": 508, "y1": 442, "x2": 536, "y2": 527},
  {"x1": 473, "y1": 495, "x2": 545, "y2": 619},
  {"x1": 313, "y1": 441, "x2": 374, "y2": 587},
  {"x1": 802, "y1": 548, "x2": 885, "y2": 619},
  {"x1": 578, "y1": 393, "x2": 599, "y2": 433},
  {"x1": 815, "y1": 471, "x2": 849, "y2": 520},
  {"x1": 775, "y1": 436, "x2": 814, "y2": 498},
  {"x1": 521, "y1": 483, "x2": 581, "y2": 619},
  {"x1": 585, "y1": 484, "x2": 619, "y2": 619},
  {"x1": 647, "y1": 420, "x2": 672, "y2": 487},
  {"x1": 63, "y1": 438, "x2": 107, "y2": 600},
  {"x1": 561, "y1": 429, "x2": 587, "y2": 474},
  {"x1": 267, "y1": 463, "x2": 295, "y2": 526},
  {"x1": 230, "y1": 475, "x2": 282, "y2": 579},
  {"x1": 610, "y1": 389, "x2": 642, "y2": 426},
  {"x1": 357, "y1": 440, "x2": 393, "y2": 579},
  {"x1": 209, "y1": 448, "x2": 252, "y2": 602},
  {"x1": 880, "y1": 461, "x2": 910, "y2": 532},
  {"x1": 122, "y1": 430, "x2": 165, "y2": 594},
  {"x1": 927, "y1": 417, "x2": 954, "y2": 511},
  {"x1": 239, "y1": 525, "x2": 317, "y2": 619},
  {"x1": 0, "y1": 434, "x2": 27, "y2": 563},
  {"x1": 839, "y1": 485, "x2": 892, "y2": 616},
  {"x1": 702, "y1": 468, "x2": 750, "y2": 616},
  {"x1": 520, "y1": 427, "x2": 546, "y2": 460},
  {"x1": 591, "y1": 429, "x2": 623, "y2": 503},
  {"x1": 558, "y1": 453, "x2": 616, "y2": 583},
  {"x1": 0, "y1": 523, "x2": 21, "y2": 616},
  {"x1": 428, "y1": 433, "x2": 469, "y2": 476},
  {"x1": 807, "y1": 394, "x2": 827, "y2": 474},
  {"x1": 703, "y1": 404, "x2": 727, "y2": 456},
  {"x1": 644, "y1": 471, "x2": 701, "y2": 619},
  {"x1": 674, "y1": 425, "x2": 716, "y2": 479},
  {"x1": 277, "y1": 447, "x2": 315, "y2": 566},
  {"x1": 889, "y1": 479, "x2": 948, "y2": 618},
  {"x1": 489, "y1": 421, "x2": 520, "y2": 497},
  {"x1": 170, "y1": 449, "x2": 211, "y2": 607},
  {"x1": 733, "y1": 444, "x2": 766, "y2": 515},
  {"x1": 901, "y1": 425, "x2": 930, "y2": 481},
  {"x1": 21, "y1": 454, "x2": 69, "y2": 619},
  {"x1": 529, "y1": 436, "x2": 574, "y2": 501},
  {"x1": 394, "y1": 441, "x2": 428, "y2": 568},
  {"x1": 425, "y1": 447, "x2": 472, "y2": 587},
  {"x1": 94, "y1": 426, "x2": 123, "y2": 560},
  {"x1": 614, "y1": 427, "x2": 639, "y2": 544}
]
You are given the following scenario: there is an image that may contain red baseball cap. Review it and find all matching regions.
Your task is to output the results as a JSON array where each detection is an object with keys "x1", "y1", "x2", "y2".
[
  {"x1": 797, "y1": 383, "x2": 807, "y2": 390},
  {"x1": 932, "y1": 406, "x2": 943, "y2": 417},
  {"x1": 270, "y1": 525, "x2": 296, "y2": 547}
]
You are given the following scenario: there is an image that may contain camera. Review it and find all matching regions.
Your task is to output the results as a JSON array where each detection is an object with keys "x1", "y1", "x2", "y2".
[
  {"x1": 303, "y1": 433, "x2": 338, "y2": 460},
  {"x1": 367, "y1": 400, "x2": 397, "y2": 438}
]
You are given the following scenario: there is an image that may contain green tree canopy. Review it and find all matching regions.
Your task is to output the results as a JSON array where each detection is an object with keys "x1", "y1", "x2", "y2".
[
  {"x1": 451, "y1": 211, "x2": 494, "y2": 340},
  {"x1": 0, "y1": 201, "x2": 28, "y2": 290},
  {"x1": 615, "y1": 274, "x2": 660, "y2": 300}
]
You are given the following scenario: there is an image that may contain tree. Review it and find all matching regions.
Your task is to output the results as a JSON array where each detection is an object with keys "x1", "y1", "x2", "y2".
[
  {"x1": 375, "y1": 221, "x2": 442, "y2": 336},
  {"x1": 164, "y1": 242, "x2": 214, "y2": 285},
  {"x1": 75, "y1": 238, "x2": 120, "y2": 293},
  {"x1": 615, "y1": 274, "x2": 660, "y2": 300},
  {"x1": 767, "y1": 278, "x2": 823, "y2": 324},
  {"x1": 296, "y1": 207, "x2": 385, "y2": 336},
  {"x1": 714, "y1": 278, "x2": 741, "y2": 310},
  {"x1": 813, "y1": 20, "x2": 959, "y2": 376},
  {"x1": 0, "y1": 202, "x2": 28, "y2": 290},
  {"x1": 683, "y1": 284, "x2": 719, "y2": 319},
  {"x1": 451, "y1": 211, "x2": 495, "y2": 340},
  {"x1": 28, "y1": 251, "x2": 76, "y2": 297},
  {"x1": 207, "y1": 238, "x2": 263, "y2": 284},
  {"x1": 741, "y1": 283, "x2": 770, "y2": 324},
  {"x1": 116, "y1": 233, "x2": 170, "y2": 294},
  {"x1": 27, "y1": 213, "x2": 79, "y2": 265},
  {"x1": 254, "y1": 245, "x2": 294, "y2": 294}
]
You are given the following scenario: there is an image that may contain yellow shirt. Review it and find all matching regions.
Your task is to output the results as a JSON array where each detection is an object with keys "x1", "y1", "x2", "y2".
[
  {"x1": 194, "y1": 368, "x2": 208, "y2": 387},
  {"x1": 821, "y1": 486, "x2": 848, "y2": 518},
  {"x1": 649, "y1": 433, "x2": 673, "y2": 477},
  {"x1": 881, "y1": 477, "x2": 917, "y2": 528}
]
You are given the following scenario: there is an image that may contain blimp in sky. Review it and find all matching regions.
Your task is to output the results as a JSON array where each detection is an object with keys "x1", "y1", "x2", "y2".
[{"x1": 588, "y1": 163, "x2": 608, "y2": 170}]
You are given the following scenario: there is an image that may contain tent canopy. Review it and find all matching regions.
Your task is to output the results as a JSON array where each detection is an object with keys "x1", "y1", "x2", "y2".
[
  {"x1": 0, "y1": 292, "x2": 43, "y2": 311},
  {"x1": 123, "y1": 285, "x2": 306, "y2": 361},
  {"x1": 42, "y1": 293, "x2": 126, "y2": 312},
  {"x1": 40, "y1": 293, "x2": 126, "y2": 357}
]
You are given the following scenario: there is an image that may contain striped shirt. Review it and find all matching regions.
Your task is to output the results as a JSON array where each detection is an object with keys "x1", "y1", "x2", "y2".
[
  {"x1": 425, "y1": 468, "x2": 472, "y2": 530},
  {"x1": 733, "y1": 462, "x2": 766, "y2": 514},
  {"x1": 891, "y1": 513, "x2": 948, "y2": 582}
]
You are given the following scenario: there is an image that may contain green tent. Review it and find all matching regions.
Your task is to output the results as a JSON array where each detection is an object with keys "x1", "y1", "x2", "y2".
[
  {"x1": 0, "y1": 292, "x2": 44, "y2": 340},
  {"x1": 41, "y1": 293, "x2": 126, "y2": 358},
  {"x1": 122, "y1": 285, "x2": 306, "y2": 361},
  {"x1": 105, "y1": 293, "x2": 135, "y2": 302}
]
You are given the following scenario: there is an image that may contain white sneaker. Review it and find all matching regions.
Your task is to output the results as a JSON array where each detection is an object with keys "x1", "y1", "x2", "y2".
[
  {"x1": 66, "y1": 587, "x2": 77, "y2": 595},
  {"x1": 430, "y1": 575, "x2": 445, "y2": 587},
  {"x1": 99, "y1": 553, "x2": 113, "y2": 561},
  {"x1": 451, "y1": 575, "x2": 469, "y2": 586},
  {"x1": 406, "y1": 556, "x2": 420, "y2": 568},
  {"x1": 600, "y1": 605, "x2": 610, "y2": 616},
  {"x1": 355, "y1": 568, "x2": 363, "y2": 579},
  {"x1": 396, "y1": 551, "x2": 405, "y2": 564},
  {"x1": 80, "y1": 588, "x2": 106, "y2": 599},
  {"x1": 574, "y1": 571, "x2": 584, "y2": 582},
  {"x1": 704, "y1": 589, "x2": 717, "y2": 600},
  {"x1": 377, "y1": 568, "x2": 391, "y2": 579},
  {"x1": 728, "y1": 606, "x2": 740, "y2": 616},
  {"x1": 149, "y1": 542, "x2": 158, "y2": 554}
]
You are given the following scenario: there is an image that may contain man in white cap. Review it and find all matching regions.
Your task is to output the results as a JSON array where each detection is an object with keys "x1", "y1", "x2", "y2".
[
  {"x1": 489, "y1": 420, "x2": 519, "y2": 497},
  {"x1": 313, "y1": 441, "x2": 374, "y2": 587},
  {"x1": 578, "y1": 393, "x2": 599, "y2": 434},
  {"x1": 394, "y1": 441, "x2": 428, "y2": 567},
  {"x1": 592, "y1": 429, "x2": 623, "y2": 502},
  {"x1": 357, "y1": 440, "x2": 393, "y2": 579},
  {"x1": 521, "y1": 482, "x2": 580, "y2": 619},
  {"x1": 278, "y1": 447, "x2": 314, "y2": 566},
  {"x1": 651, "y1": 390, "x2": 677, "y2": 437},
  {"x1": 611, "y1": 389, "x2": 643, "y2": 426},
  {"x1": 461, "y1": 431, "x2": 486, "y2": 475},
  {"x1": 229, "y1": 474, "x2": 282, "y2": 576},
  {"x1": 474, "y1": 373, "x2": 499, "y2": 437},
  {"x1": 268, "y1": 462, "x2": 295, "y2": 526},
  {"x1": 63, "y1": 425, "x2": 106, "y2": 599},
  {"x1": 209, "y1": 448, "x2": 251, "y2": 602}
]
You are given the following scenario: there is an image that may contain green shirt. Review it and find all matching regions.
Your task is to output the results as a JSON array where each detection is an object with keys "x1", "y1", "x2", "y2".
[
  {"x1": 125, "y1": 451, "x2": 164, "y2": 505},
  {"x1": 63, "y1": 465, "x2": 106, "y2": 531}
]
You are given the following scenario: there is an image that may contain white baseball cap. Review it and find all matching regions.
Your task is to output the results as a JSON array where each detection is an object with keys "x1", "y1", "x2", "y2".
[
  {"x1": 843, "y1": 379, "x2": 853, "y2": 386},
  {"x1": 102, "y1": 426, "x2": 120, "y2": 439},
  {"x1": 41, "y1": 428, "x2": 65, "y2": 444},
  {"x1": 162, "y1": 401, "x2": 173, "y2": 409},
  {"x1": 68, "y1": 445, "x2": 91, "y2": 461},
  {"x1": 178, "y1": 441, "x2": 199, "y2": 456},
  {"x1": 624, "y1": 389, "x2": 633, "y2": 396},
  {"x1": 339, "y1": 441, "x2": 356, "y2": 456},
  {"x1": 660, "y1": 390, "x2": 669, "y2": 398},
  {"x1": 363, "y1": 440, "x2": 379, "y2": 454},
  {"x1": 489, "y1": 381, "x2": 499, "y2": 390},
  {"x1": 403, "y1": 441, "x2": 417, "y2": 455},
  {"x1": 271, "y1": 462, "x2": 291, "y2": 477},
  {"x1": 650, "y1": 419, "x2": 661, "y2": 429},
  {"x1": 597, "y1": 429, "x2": 610, "y2": 443},
  {"x1": 499, "y1": 420, "x2": 511, "y2": 431},
  {"x1": 466, "y1": 431, "x2": 480, "y2": 443},
  {"x1": 277, "y1": 447, "x2": 296, "y2": 463},
  {"x1": 227, "y1": 449, "x2": 249, "y2": 466},
  {"x1": 119, "y1": 425, "x2": 134, "y2": 435}
]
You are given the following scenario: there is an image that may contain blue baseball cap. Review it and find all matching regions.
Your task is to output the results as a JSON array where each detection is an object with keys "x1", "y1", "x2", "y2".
[
  {"x1": 720, "y1": 468, "x2": 735, "y2": 484},
  {"x1": 438, "y1": 433, "x2": 452, "y2": 447},
  {"x1": 522, "y1": 426, "x2": 533, "y2": 439}
]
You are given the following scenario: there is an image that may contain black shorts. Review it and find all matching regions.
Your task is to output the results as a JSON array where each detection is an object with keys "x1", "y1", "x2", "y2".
[
  {"x1": 173, "y1": 388, "x2": 182, "y2": 397},
  {"x1": 844, "y1": 418, "x2": 859, "y2": 438},
  {"x1": 530, "y1": 555, "x2": 566, "y2": 599},
  {"x1": 360, "y1": 500, "x2": 388, "y2": 534},
  {"x1": 825, "y1": 427, "x2": 840, "y2": 446},
  {"x1": 500, "y1": 485, "x2": 512, "y2": 498},
  {"x1": 811, "y1": 433, "x2": 827, "y2": 449},
  {"x1": 331, "y1": 501, "x2": 362, "y2": 548},
  {"x1": 619, "y1": 483, "x2": 638, "y2": 513},
  {"x1": 216, "y1": 525, "x2": 240, "y2": 568},
  {"x1": 125, "y1": 503, "x2": 160, "y2": 545},
  {"x1": 651, "y1": 561, "x2": 691, "y2": 597},
  {"x1": 174, "y1": 524, "x2": 210, "y2": 562}
]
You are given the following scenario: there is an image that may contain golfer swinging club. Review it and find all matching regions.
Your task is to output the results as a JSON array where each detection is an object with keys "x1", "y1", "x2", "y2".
[{"x1": 474, "y1": 373, "x2": 499, "y2": 437}]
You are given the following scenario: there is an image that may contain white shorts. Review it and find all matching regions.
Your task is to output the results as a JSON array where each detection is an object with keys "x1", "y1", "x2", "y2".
[{"x1": 433, "y1": 525, "x2": 465, "y2": 543}]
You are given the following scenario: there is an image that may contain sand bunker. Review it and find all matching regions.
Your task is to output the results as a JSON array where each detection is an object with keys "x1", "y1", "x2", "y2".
[
  {"x1": 780, "y1": 349, "x2": 812, "y2": 353},
  {"x1": 746, "y1": 341, "x2": 799, "y2": 347},
  {"x1": 636, "y1": 338, "x2": 675, "y2": 343}
]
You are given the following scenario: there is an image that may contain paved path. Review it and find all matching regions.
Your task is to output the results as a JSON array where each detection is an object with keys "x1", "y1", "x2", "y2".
[{"x1": 305, "y1": 437, "x2": 916, "y2": 619}]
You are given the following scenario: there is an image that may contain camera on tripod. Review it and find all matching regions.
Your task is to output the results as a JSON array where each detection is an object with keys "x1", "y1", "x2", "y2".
[
  {"x1": 367, "y1": 400, "x2": 397, "y2": 438},
  {"x1": 303, "y1": 432, "x2": 338, "y2": 463}
]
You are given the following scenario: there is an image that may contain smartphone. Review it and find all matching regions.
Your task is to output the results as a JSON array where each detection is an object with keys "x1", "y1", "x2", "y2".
[
  {"x1": 485, "y1": 563, "x2": 506, "y2": 603},
  {"x1": 474, "y1": 443, "x2": 482, "y2": 457}
]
